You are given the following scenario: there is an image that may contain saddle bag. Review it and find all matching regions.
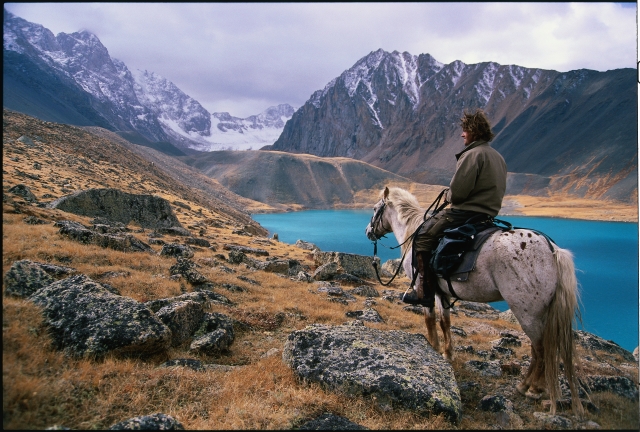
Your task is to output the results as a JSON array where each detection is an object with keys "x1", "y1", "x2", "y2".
[{"x1": 430, "y1": 223, "x2": 477, "y2": 278}]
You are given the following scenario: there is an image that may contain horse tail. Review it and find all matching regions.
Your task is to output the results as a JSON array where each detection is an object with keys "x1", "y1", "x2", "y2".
[{"x1": 543, "y1": 246, "x2": 583, "y2": 415}]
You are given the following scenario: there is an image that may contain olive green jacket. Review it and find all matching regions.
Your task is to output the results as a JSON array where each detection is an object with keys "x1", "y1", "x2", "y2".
[{"x1": 445, "y1": 140, "x2": 507, "y2": 217}]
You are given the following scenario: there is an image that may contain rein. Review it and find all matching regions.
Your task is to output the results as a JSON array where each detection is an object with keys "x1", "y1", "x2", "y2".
[{"x1": 370, "y1": 188, "x2": 449, "y2": 286}]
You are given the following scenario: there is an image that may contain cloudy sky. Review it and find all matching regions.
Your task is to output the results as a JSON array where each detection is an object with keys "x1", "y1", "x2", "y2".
[{"x1": 5, "y1": 2, "x2": 637, "y2": 118}]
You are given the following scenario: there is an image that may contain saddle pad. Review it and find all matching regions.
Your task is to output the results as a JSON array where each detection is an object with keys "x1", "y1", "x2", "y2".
[{"x1": 449, "y1": 226, "x2": 504, "y2": 282}]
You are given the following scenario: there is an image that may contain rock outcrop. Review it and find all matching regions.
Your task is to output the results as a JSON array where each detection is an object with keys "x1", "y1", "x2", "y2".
[
  {"x1": 314, "y1": 251, "x2": 377, "y2": 280},
  {"x1": 50, "y1": 188, "x2": 183, "y2": 229},
  {"x1": 29, "y1": 274, "x2": 172, "y2": 358},
  {"x1": 282, "y1": 323, "x2": 462, "y2": 423}
]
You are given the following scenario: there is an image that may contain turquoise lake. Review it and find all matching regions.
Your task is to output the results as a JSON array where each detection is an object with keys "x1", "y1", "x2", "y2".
[{"x1": 253, "y1": 210, "x2": 639, "y2": 352}]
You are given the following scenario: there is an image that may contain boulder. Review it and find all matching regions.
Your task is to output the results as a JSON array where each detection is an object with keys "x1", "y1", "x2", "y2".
[
  {"x1": 574, "y1": 330, "x2": 636, "y2": 362},
  {"x1": 464, "y1": 360, "x2": 503, "y2": 377},
  {"x1": 108, "y1": 413, "x2": 184, "y2": 430},
  {"x1": 313, "y1": 262, "x2": 340, "y2": 281},
  {"x1": 9, "y1": 184, "x2": 37, "y2": 202},
  {"x1": 29, "y1": 275, "x2": 171, "y2": 358},
  {"x1": 282, "y1": 324, "x2": 462, "y2": 423},
  {"x1": 4, "y1": 259, "x2": 54, "y2": 298},
  {"x1": 223, "y1": 243, "x2": 269, "y2": 256},
  {"x1": 160, "y1": 243, "x2": 194, "y2": 259},
  {"x1": 344, "y1": 308, "x2": 384, "y2": 323},
  {"x1": 189, "y1": 312, "x2": 235, "y2": 355},
  {"x1": 54, "y1": 220, "x2": 152, "y2": 253},
  {"x1": 348, "y1": 285, "x2": 380, "y2": 297},
  {"x1": 584, "y1": 375, "x2": 639, "y2": 400},
  {"x1": 169, "y1": 258, "x2": 208, "y2": 285},
  {"x1": 381, "y1": 258, "x2": 404, "y2": 277},
  {"x1": 144, "y1": 290, "x2": 233, "y2": 313},
  {"x1": 156, "y1": 300, "x2": 205, "y2": 347},
  {"x1": 49, "y1": 188, "x2": 183, "y2": 229},
  {"x1": 296, "y1": 239, "x2": 320, "y2": 251},
  {"x1": 314, "y1": 251, "x2": 376, "y2": 280}
]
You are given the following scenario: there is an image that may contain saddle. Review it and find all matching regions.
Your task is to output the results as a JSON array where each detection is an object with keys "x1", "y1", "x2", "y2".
[
  {"x1": 428, "y1": 218, "x2": 512, "y2": 305},
  {"x1": 432, "y1": 224, "x2": 503, "y2": 281}
]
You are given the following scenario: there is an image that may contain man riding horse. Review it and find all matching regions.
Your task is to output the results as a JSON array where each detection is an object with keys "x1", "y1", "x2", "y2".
[{"x1": 403, "y1": 109, "x2": 507, "y2": 308}]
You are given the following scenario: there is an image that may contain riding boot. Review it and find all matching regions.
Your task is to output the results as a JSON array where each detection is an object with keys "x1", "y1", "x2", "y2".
[{"x1": 419, "y1": 252, "x2": 436, "y2": 309}]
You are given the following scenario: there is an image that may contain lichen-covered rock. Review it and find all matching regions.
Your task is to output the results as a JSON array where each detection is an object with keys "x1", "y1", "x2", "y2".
[
  {"x1": 4, "y1": 259, "x2": 55, "y2": 297},
  {"x1": 169, "y1": 258, "x2": 208, "y2": 285},
  {"x1": 574, "y1": 330, "x2": 635, "y2": 362},
  {"x1": 156, "y1": 300, "x2": 205, "y2": 347},
  {"x1": 49, "y1": 188, "x2": 182, "y2": 229},
  {"x1": 297, "y1": 412, "x2": 368, "y2": 430},
  {"x1": 29, "y1": 275, "x2": 171, "y2": 358},
  {"x1": 584, "y1": 375, "x2": 639, "y2": 400},
  {"x1": 283, "y1": 324, "x2": 462, "y2": 423},
  {"x1": 54, "y1": 220, "x2": 152, "y2": 253},
  {"x1": 160, "y1": 243, "x2": 194, "y2": 259},
  {"x1": 348, "y1": 285, "x2": 380, "y2": 297},
  {"x1": 381, "y1": 258, "x2": 404, "y2": 277},
  {"x1": 464, "y1": 360, "x2": 503, "y2": 377},
  {"x1": 295, "y1": 239, "x2": 320, "y2": 251},
  {"x1": 108, "y1": 413, "x2": 184, "y2": 430},
  {"x1": 144, "y1": 290, "x2": 233, "y2": 313},
  {"x1": 533, "y1": 412, "x2": 573, "y2": 429},
  {"x1": 314, "y1": 251, "x2": 376, "y2": 280},
  {"x1": 190, "y1": 328, "x2": 233, "y2": 355},
  {"x1": 223, "y1": 243, "x2": 269, "y2": 256},
  {"x1": 345, "y1": 308, "x2": 384, "y2": 323},
  {"x1": 9, "y1": 183, "x2": 37, "y2": 202},
  {"x1": 313, "y1": 262, "x2": 340, "y2": 281}
]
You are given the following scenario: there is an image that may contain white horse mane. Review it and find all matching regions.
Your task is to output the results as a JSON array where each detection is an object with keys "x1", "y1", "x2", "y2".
[{"x1": 384, "y1": 187, "x2": 425, "y2": 241}]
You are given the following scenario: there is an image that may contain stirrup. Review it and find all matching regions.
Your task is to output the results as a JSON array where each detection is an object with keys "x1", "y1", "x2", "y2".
[{"x1": 402, "y1": 289, "x2": 434, "y2": 308}]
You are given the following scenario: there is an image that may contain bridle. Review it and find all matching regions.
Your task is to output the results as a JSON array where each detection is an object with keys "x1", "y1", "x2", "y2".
[{"x1": 368, "y1": 188, "x2": 450, "y2": 286}]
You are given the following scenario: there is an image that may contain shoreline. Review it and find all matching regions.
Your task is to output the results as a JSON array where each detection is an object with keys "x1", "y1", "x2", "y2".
[{"x1": 250, "y1": 195, "x2": 639, "y2": 223}]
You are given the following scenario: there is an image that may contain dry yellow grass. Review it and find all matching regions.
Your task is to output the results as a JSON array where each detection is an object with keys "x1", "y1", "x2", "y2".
[{"x1": 3, "y1": 109, "x2": 638, "y2": 430}]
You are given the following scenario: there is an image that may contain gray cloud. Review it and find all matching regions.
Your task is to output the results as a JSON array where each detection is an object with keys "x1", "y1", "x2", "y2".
[{"x1": 5, "y1": 2, "x2": 637, "y2": 118}]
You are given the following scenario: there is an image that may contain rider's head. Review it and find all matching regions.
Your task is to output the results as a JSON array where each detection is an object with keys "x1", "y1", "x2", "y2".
[{"x1": 460, "y1": 109, "x2": 495, "y2": 143}]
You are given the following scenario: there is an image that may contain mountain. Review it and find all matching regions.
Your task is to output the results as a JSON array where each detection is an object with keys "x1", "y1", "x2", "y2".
[
  {"x1": 269, "y1": 49, "x2": 637, "y2": 202},
  {"x1": 2, "y1": 9, "x2": 293, "y2": 153}
]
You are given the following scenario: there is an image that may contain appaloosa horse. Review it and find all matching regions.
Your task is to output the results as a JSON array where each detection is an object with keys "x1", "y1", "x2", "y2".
[{"x1": 365, "y1": 186, "x2": 584, "y2": 416}]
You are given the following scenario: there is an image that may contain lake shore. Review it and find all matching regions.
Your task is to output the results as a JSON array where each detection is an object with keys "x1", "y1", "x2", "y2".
[{"x1": 252, "y1": 190, "x2": 638, "y2": 223}]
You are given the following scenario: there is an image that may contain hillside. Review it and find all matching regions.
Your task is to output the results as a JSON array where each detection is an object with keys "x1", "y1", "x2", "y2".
[
  {"x1": 179, "y1": 150, "x2": 435, "y2": 211},
  {"x1": 3, "y1": 110, "x2": 639, "y2": 429}
]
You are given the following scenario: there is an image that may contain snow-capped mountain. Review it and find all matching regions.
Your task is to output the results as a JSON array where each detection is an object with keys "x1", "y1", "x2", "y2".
[
  {"x1": 3, "y1": 9, "x2": 293, "y2": 152},
  {"x1": 271, "y1": 49, "x2": 636, "y2": 201}
]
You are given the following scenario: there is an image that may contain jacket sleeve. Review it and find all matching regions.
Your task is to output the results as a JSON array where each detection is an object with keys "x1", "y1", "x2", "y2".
[{"x1": 447, "y1": 151, "x2": 482, "y2": 204}]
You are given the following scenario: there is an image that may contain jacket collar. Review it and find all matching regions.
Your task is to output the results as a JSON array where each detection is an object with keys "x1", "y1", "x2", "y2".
[{"x1": 455, "y1": 140, "x2": 488, "y2": 161}]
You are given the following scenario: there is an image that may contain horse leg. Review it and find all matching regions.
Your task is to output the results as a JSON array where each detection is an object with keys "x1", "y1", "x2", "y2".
[
  {"x1": 437, "y1": 297, "x2": 453, "y2": 360},
  {"x1": 525, "y1": 341, "x2": 548, "y2": 399},
  {"x1": 423, "y1": 306, "x2": 440, "y2": 352}
]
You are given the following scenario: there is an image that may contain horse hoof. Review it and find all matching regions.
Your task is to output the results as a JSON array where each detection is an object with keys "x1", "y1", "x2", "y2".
[
  {"x1": 516, "y1": 383, "x2": 529, "y2": 396},
  {"x1": 525, "y1": 389, "x2": 545, "y2": 400}
]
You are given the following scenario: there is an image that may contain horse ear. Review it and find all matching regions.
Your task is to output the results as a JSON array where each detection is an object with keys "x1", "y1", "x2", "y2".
[{"x1": 383, "y1": 187, "x2": 389, "y2": 199}]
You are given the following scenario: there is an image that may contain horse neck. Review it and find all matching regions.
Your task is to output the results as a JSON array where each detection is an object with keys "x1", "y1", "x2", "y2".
[
  {"x1": 386, "y1": 207, "x2": 415, "y2": 256},
  {"x1": 390, "y1": 201, "x2": 425, "y2": 255}
]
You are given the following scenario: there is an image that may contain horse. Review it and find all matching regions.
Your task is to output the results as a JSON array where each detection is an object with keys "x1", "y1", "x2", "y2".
[{"x1": 364, "y1": 186, "x2": 584, "y2": 416}]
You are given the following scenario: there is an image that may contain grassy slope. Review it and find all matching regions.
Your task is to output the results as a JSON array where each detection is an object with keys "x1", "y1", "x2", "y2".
[{"x1": 2, "y1": 110, "x2": 638, "y2": 429}]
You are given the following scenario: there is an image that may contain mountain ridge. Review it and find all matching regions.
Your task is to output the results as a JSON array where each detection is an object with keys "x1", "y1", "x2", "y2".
[
  {"x1": 2, "y1": 9, "x2": 293, "y2": 152},
  {"x1": 270, "y1": 49, "x2": 637, "y2": 203}
]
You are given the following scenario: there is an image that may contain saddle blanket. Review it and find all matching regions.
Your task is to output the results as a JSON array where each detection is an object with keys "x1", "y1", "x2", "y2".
[{"x1": 447, "y1": 226, "x2": 503, "y2": 282}]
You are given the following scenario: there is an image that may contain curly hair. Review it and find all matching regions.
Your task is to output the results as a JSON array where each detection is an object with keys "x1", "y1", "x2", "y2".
[{"x1": 460, "y1": 109, "x2": 495, "y2": 142}]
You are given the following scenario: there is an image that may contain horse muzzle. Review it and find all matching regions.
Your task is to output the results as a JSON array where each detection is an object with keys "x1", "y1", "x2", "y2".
[{"x1": 365, "y1": 224, "x2": 379, "y2": 241}]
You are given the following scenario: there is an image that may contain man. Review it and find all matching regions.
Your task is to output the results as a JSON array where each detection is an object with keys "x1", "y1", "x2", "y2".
[{"x1": 403, "y1": 109, "x2": 507, "y2": 308}]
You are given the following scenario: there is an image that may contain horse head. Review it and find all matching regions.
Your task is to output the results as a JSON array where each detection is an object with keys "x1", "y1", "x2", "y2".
[{"x1": 365, "y1": 187, "x2": 392, "y2": 241}]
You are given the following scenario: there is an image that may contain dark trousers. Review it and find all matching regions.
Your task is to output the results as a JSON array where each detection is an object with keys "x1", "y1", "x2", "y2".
[{"x1": 413, "y1": 208, "x2": 489, "y2": 306}]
